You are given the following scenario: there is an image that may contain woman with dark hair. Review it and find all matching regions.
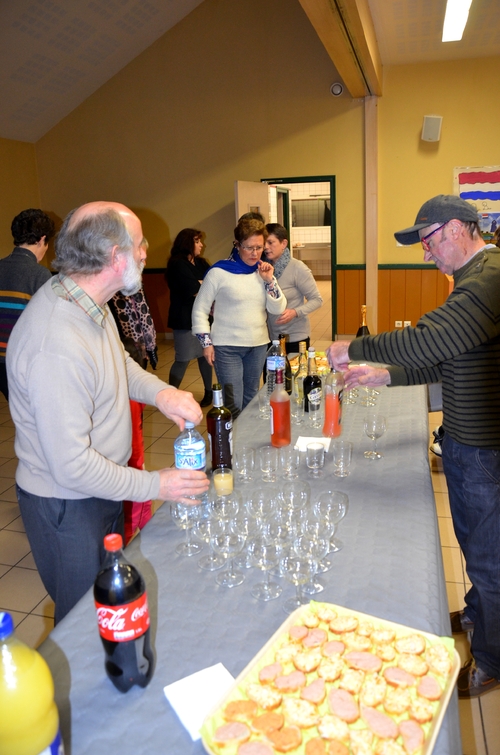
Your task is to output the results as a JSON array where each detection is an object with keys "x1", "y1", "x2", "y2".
[
  {"x1": 264, "y1": 223, "x2": 323, "y2": 353},
  {"x1": 192, "y1": 218, "x2": 286, "y2": 418},
  {"x1": 166, "y1": 228, "x2": 213, "y2": 406}
]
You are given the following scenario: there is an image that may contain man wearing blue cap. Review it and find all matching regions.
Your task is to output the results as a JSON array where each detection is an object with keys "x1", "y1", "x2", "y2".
[{"x1": 327, "y1": 195, "x2": 500, "y2": 698}]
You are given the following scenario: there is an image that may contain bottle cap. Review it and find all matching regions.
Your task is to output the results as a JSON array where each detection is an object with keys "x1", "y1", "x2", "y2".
[
  {"x1": 212, "y1": 383, "x2": 221, "y2": 390},
  {"x1": 104, "y1": 533, "x2": 123, "y2": 552},
  {"x1": 185, "y1": 421, "x2": 195, "y2": 429},
  {"x1": 272, "y1": 340, "x2": 279, "y2": 345},
  {"x1": 0, "y1": 611, "x2": 14, "y2": 640}
]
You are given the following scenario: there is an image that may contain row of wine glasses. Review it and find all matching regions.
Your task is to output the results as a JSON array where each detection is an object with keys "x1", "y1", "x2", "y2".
[{"x1": 169, "y1": 486, "x2": 349, "y2": 613}]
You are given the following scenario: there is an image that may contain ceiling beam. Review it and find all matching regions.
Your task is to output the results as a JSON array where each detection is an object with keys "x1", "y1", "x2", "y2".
[{"x1": 298, "y1": 0, "x2": 383, "y2": 97}]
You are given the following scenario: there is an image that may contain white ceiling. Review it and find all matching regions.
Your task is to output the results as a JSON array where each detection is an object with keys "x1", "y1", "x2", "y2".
[
  {"x1": 368, "y1": 0, "x2": 500, "y2": 66},
  {"x1": 1, "y1": 0, "x2": 499, "y2": 143}
]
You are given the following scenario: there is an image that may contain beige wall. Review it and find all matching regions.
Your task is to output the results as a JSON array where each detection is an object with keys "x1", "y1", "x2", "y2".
[
  {"x1": 0, "y1": 138, "x2": 41, "y2": 255},
  {"x1": 35, "y1": 0, "x2": 364, "y2": 268},
  {"x1": 378, "y1": 56, "x2": 500, "y2": 264},
  {"x1": 33, "y1": 0, "x2": 500, "y2": 271}
]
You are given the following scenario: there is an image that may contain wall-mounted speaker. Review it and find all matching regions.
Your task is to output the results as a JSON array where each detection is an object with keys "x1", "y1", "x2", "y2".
[{"x1": 421, "y1": 115, "x2": 442, "y2": 142}]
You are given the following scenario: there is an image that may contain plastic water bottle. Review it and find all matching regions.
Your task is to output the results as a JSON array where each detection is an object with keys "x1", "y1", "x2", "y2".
[
  {"x1": 266, "y1": 340, "x2": 284, "y2": 398},
  {"x1": 173, "y1": 422, "x2": 207, "y2": 501},
  {"x1": 0, "y1": 611, "x2": 64, "y2": 754}
]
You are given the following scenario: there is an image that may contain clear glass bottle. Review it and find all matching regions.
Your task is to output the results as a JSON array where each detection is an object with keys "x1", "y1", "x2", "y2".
[
  {"x1": 322, "y1": 367, "x2": 344, "y2": 437},
  {"x1": 206, "y1": 383, "x2": 233, "y2": 470},
  {"x1": 294, "y1": 340, "x2": 308, "y2": 401},
  {"x1": 303, "y1": 347, "x2": 322, "y2": 428},
  {"x1": 356, "y1": 304, "x2": 370, "y2": 337},
  {"x1": 270, "y1": 368, "x2": 291, "y2": 447}
]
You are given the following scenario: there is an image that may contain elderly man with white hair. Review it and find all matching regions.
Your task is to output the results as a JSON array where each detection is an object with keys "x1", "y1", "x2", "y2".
[{"x1": 7, "y1": 201, "x2": 209, "y2": 623}]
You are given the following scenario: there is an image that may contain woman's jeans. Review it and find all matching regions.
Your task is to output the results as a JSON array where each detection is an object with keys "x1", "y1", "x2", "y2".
[
  {"x1": 442, "y1": 433, "x2": 500, "y2": 678},
  {"x1": 214, "y1": 344, "x2": 267, "y2": 419}
]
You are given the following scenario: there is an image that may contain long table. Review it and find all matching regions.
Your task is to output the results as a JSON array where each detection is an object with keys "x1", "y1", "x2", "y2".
[{"x1": 38, "y1": 383, "x2": 461, "y2": 754}]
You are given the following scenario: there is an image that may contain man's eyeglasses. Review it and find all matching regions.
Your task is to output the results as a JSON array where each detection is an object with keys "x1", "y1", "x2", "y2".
[
  {"x1": 240, "y1": 244, "x2": 264, "y2": 253},
  {"x1": 420, "y1": 222, "x2": 448, "y2": 252}
]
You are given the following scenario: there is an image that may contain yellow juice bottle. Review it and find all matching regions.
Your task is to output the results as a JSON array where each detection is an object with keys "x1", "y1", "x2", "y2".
[{"x1": 0, "y1": 612, "x2": 63, "y2": 755}]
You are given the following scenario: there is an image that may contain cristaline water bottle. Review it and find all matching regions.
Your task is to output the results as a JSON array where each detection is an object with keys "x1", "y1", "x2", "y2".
[
  {"x1": 270, "y1": 368, "x2": 291, "y2": 447},
  {"x1": 278, "y1": 333, "x2": 293, "y2": 395},
  {"x1": 0, "y1": 611, "x2": 64, "y2": 755},
  {"x1": 206, "y1": 384, "x2": 233, "y2": 470},
  {"x1": 266, "y1": 340, "x2": 283, "y2": 398},
  {"x1": 94, "y1": 534, "x2": 155, "y2": 693},
  {"x1": 174, "y1": 422, "x2": 207, "y2": 501},
  {"x1": 323, "y1": 367, "x2": 344, "y2": 437}
]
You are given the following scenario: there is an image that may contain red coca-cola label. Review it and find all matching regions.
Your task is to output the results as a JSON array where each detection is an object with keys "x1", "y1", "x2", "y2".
[{"x1": 95, "y1": 592, "x2": 150, "y2": 642}]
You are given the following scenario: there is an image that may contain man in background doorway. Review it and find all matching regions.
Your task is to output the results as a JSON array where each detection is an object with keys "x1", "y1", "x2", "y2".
[{"x1": 0, "y1": 208, "x2": 55, "y2": 399}]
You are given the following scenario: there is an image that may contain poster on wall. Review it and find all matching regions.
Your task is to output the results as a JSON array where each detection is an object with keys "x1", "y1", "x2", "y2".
[{"x1": 454, "y1": 166, "x2": 500, "y2": 240}]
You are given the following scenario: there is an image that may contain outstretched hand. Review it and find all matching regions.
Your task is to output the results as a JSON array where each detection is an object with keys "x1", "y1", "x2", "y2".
[
  {"x1": 343, "y1": 364, "x2": 391, "y2": 389},
  {"x1": 155, "y1": 387, "x2": 203, "y2": 431},
  {"x1": 326, "y1": 341, "x2": 351, "y2": 371}
]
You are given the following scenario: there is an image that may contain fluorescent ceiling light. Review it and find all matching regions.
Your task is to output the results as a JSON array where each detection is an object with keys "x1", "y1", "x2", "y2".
[{"x1": 442, "y1": 0, "x2": 473, "y2": 42}]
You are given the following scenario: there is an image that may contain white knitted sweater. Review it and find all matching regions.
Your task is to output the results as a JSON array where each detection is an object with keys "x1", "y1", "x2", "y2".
[{"x1": 191, "y1": 267, "x2": 286, "y2": 346}]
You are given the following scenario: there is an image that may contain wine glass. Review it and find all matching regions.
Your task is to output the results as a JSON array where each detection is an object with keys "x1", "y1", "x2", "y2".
[
  {"x1": 360, "y1": 387, "x2": 378, "y2": 406},
  {"x1": 364, "y1": 413, "x2": 386, "y2": 460},
  {"x1": 170, "y1": 501, "x2": 207, "y2": 557},
  {"x1": 212, "y1": 490, "x2": 241, "y2": 521},
  {"x1": 306, "y1": 442, "x2": 325, "y2": 477},
  {"x1": 280, "y1": 479, "x2": 311, "y2": 512},
  {"x1": 302, "y1": 513, "x2": 335, "y2": 573},
  {"x1": 293, "y1": 534, "x2": 329, "y2": 595},
  {"x1": 231, "y1": 508, "x2": 262, "y2": 569},
  {"x1": 194, "y1": 515, "x2": 226, "y2": 571},
  {"x1": 332, "y1": 440, "x2": 352, "y2": 477},
  {"x1": 258, "y1": 445, "x2": 279, "y2": 482},
  {"x1": 281, "y1": 555, "x2": 314, "y2": 614},
  {"x1": 314, "y1": 490, "x2": 349, "y2": 552},
  {"x1": 280, "y1": 446, "x2": 300, "y2": 480},
  {"x1": 234, "y1": 446, "x2": 255, "y2": 484},
  {"x1": 211, "y1": 526, "x2": 247, "y2": 588},
  {"x1": 245, "y1": 487, "x2": 278, "y2": 528},
  {"x1": 248, "y1": 536, "x2": 282, "y2": 601}
]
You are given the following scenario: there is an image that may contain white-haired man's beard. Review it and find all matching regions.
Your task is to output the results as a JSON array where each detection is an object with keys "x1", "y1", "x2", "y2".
[{"x1": 120, "y1": 251, "x2": 144, "y2": 296}]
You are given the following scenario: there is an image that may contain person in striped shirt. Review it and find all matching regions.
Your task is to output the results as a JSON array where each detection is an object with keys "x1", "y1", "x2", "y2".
[
  {"x1": 0, "y1": 208, "x2": 55, "y2": 399},
  {"x1": 327, "y1": 195, "x2": 500, "y2": 699}
]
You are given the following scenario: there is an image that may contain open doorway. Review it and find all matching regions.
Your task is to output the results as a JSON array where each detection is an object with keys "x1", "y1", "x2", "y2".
[{"x1": 261, "y1": 175, "x2": 336, "y2": 338}]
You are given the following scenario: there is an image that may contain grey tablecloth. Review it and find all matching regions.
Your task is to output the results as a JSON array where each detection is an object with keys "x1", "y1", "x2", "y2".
[{"x1": 38, "y1": 384, "x2": 461, "y2": 754}]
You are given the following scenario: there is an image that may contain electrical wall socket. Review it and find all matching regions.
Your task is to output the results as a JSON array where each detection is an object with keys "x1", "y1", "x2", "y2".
[
  {"x1": 404, "y1": 320, "x2": 411, "y2": 327},
  {"x1": 395, "y1": 320, "x2": 402, "y2": 327}
]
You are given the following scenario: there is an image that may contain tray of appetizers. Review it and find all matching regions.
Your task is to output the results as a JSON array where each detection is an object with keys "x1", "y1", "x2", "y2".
[{"x1": 201, "y1": 601, "x2": 459, "y2": 755}]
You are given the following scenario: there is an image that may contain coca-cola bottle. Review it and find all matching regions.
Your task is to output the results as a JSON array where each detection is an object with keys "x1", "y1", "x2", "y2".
[
  {"x1": 94, "y1": 533, "x2": 155, "y2": 693},
  {"x1": 206, "y1": 383, "x2": 233, "y2": 470}
]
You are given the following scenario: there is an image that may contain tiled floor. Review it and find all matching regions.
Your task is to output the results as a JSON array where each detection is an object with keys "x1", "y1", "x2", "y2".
[{"x1": 0, "y1": 280, "x2": 497, "y2": 753}]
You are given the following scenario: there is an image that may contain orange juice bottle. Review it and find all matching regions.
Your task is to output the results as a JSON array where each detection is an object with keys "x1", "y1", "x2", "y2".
[
  {"x1": 0, "y1": 611, "x2": 64, "y2": 755},
  {"x1": 322, "y1": 367, "x2": 344, "y2": 437}
]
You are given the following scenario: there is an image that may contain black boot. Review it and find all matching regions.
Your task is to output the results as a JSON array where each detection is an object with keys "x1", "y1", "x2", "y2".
[{"x1": 200, "y1": 389, "x2": 213, "y2": 408}]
